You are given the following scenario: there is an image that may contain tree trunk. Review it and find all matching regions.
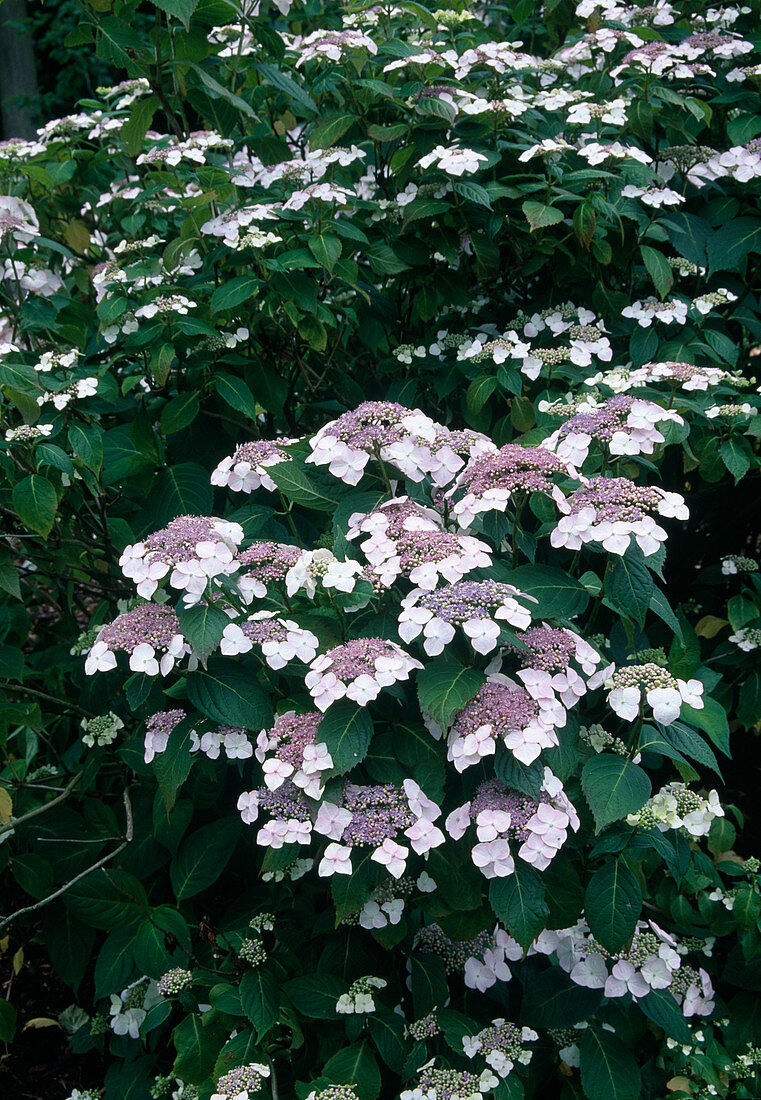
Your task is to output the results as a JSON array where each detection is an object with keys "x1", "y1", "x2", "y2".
[{"x1": 0, "y1": 0, "x2": 39, "y2": 139}]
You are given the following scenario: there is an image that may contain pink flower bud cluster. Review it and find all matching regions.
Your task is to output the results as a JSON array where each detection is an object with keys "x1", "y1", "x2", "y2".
[
  {"x1": 285, "y1": 548, "x2": 365, "y2": 600},
  {"x1": 85, "y1": 604, "x2": 191, "y2": 677},
  {"x1": 444, "y1": 677, "x2": 560, "y2": 770},
  {"x1": 550, "y1": 476, "x2": 688, "y2": 556},
  {"x1": 305, "y1": 637, "x2": 422, "y2": 710},
  {"x1": 622, "y1": 297, "x2": 689, "y2": 327},
  {"x1": 414, "y1": 923, "x2": 523, "y2": 992},
  {"x1": 255, "y1": 710, "x2": 333, "y2": 799},
  {"x1": 119, "y1": 515, "x2": 244, "y2": 601},
  {"x1": 541, "y1": 395, "x2": 683, "y2": 468},
  {"x1": 504, "y1": 623, "x2": 610, "y2": 708},
  {"x1": 462, "y1": 1020, "x2": 538, "y2": 1078},
  {"x1": 235, "y1": 540, "x2": 301, "y2": 600},
  {"x1": 143, "y1": 708, "x2": 187, "y2": 763},
  {"x1": 399, "y1": 580, "x2": 534, "y2": 656},
  {"x1": 220, "y1": 610, "x2": 319, "y2": 669},
  {"x1": 314, "y1": 779, "x2": 444, "y2": 880},
  {"x1": 349, "y1": 498, "x2": 493, "y2": 589},
  {"x1": 346, "y1": 497, "x2": 443, "y2": 544},
  {"x1": 306, "y1": 401, "x2": 493, "y2": 487},
  {"x1": 534, "y1": 919, "x2": 715, "y2": 1016},
  {"x1": 586, "y1": 360, "x2": 743, "y2": 393},
  {"x1": 606, "y1": 662, "x2": 704, "y2": 724},
  {"x1": 236, "y1": 780, "x2": 313, "y2": 846},
  {"x1": 446, "y1": 770, "x2": 580, "y2": 877},
  {"x1": 238, "y1": 777, "x2": 444, "y2": 877},
  {"x1": 402, "y1": 1064, "x2": 498, "y2": 1100},
  {"x1": 446, "y1": 444, "x2": 572, "y2": 528},
  {"x1": 294, "y1": 28, "x2": 379, "y2": 66},
  {"x1": 210, "y1": 439, "x2": 297, "y2": 493}
]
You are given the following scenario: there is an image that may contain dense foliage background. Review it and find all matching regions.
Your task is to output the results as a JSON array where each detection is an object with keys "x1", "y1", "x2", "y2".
[{"x1": 1, "y1": 2, "x2": 761, "y2": 1099}]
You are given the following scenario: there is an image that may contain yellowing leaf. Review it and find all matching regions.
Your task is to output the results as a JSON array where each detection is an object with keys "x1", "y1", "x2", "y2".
[
  {"x1": 23, "y1": 1017, "x2": 60, "y2": 1030},
  {"x1": 12, "y1": 947, "x2": 23, "y2": 974},
  {"x1": 0, "y1": 788, "x2": 12, "y2": 824},
  {"x1": 696, "y1": 615, "x2": 729, "y2": 638},
  {"x1": 64, "y1": 219, "x2": 91, "y2": 254}
]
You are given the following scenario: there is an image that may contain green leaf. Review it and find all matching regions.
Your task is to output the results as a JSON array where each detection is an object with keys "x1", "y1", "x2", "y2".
[
  {"x1": 574, "y1": 200, "x2": 596, "y2": 248},
  {"x1": 523, "y1": 200, "x2": 564, "y2": 230},
  {"x1": 170, "y1": 818, "x2": 240, "y2": 900},
  {"x1": 640, "y1": 245, "x2": 673, "y2": 298},
  {"x1": 186, "y1": 60, "x2": 255, "y2": 117},
  {"x1": 266, "y1": 460, "x2": 336, "y2": 511},
  {"x1": 604, "y1": 552, "x2": 653, "y2": 629},
  {"x1": 187, "y1": 659, "x2": 273, "y2": 729},
  {"x1": 284, "y1": 973, "x2": 345, "y2": 1018},
  {"x1": 495, "y1": 751, "x2": 543, "y2": 801},
  {"x1": 368, "y1": 1009, "x2": 407, "y2": 1073},
  {"x1": 581, "y1": 755, "x2": 651, "y2": 833},
  {"x1": 177, "y1": 603, "x2": 228, "y2": 664},
  {"x1": 721, "y1": 438, "x2": 752, "y2": 482},
  {"x1": 508, "y1": 565, "x2": 589, "y2": 618},
  {"x1": 68, "y1": 423, "x2": 103, "y2": 474},
  {"x1": 65, "y1": 869, "x2": 148, "y2": 930},
  {"x1": 152, "y1": 716, "x2": 196, "y2": 814},
  {"x1": 12, "y1": 474, "x2": 58, "y2": 537},
  {"x1": 466, "y1": 375, "x2": 497, "y2": 416},
  {"x1": 94, "y1": 927, "x2": 135, "y2": 1000},
  {"x1": 160, "y1": 393, "x2": 200, "y2": 435},
  {"x1": 152, "y1": 0, "x2": 199, "y2": 29},
  {"x1": 523, "y1": 969, "x2": 602, "y2": 1027},
  {"x1": 681, "y1": 697, "x2": 730, "y2": 756},
  {"x1": 299, "y1": 314, "x2": 328, "y2": 350},
  {"x1": 585, "y1": 861, "x2": 642, "y2": 953},
  {"x1": 579, "y1": 1026, "x2": 641, "y2": 1100},
  {"x1": 402, "y1": 198, "x2": 451, "y2": 225},
  {"x1": 172, "y1": 1014, "x2": 227, "y2": 1084},
  {"x1": 210, "y1": 276, "x2": 260, "y2": 314},
  {"x1": 103, "y1": 427, "x2": 153, "y2": 485},
  {"x1": 252, "y1": 62, "x2": 317, "y2": 115},
  {"x1": 309, "y1": 112, "x2": 355, "y2": 149},
  {"x1": 417, "y1": 659, "x2": 483, "y2": 728},
  {"x1": 489, "y1": 863, "x2": 548, "y2": 948},
  {"x1": 639, "y1": 989, "x2": 694, "y2": 1044},
  {"x1": 121, "y1": 94, "x2": 159, "y2": 155},
  {"x1": 663, "y1": 721, "x2": 720, "y2": 776},
  {"x1": 308, "y1": 232, "x2": 342, "y2": 273},
  {"x1": 240, "y1": 969, "x2": 278, "y2": 1039},
  {"x1": 133, "y1": 906, "x2": 191, "y2": 977},
  {"x1": 453, "y1": 180, "x2": 493, "y2": 208},
  {"x1": 707, "y1": 216, "x2": 761, "y2": 274},
  {"x1": 323, "y1": 1043, "x2": 381, "y2": 1100},
  {"x1": 0, "y1": 1000, "x2": 17, "y2": 1042},
  {"x1": 152, "y1": 463, "x2": 213, "y2": 522},
  {"x1": 318, "y1": 702, "x2": 374, "y2": 774},
  {"x1": 411, "y1": 954, "x2": 449, "y2": 1016},
  {"x1": 649, "y1": 588, "x2": 684, "y2": 642},
  {"x1": 43, "y1": 906, "x2": 96, "y2": 993}
]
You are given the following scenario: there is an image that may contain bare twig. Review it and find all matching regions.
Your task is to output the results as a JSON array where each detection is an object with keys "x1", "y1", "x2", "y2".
[
  {"x1": 0, "y1": 771, "x2": 82, "y2": 841},
  {"x1": 0, "y1": 791, "x2": 134, "y2": 931}
]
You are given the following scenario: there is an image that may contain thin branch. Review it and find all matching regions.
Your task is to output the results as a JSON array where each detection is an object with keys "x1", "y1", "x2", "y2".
[
  {"x1": 0, "y1": 791, "x2": 134, "y2": 931},
  {"x1": 0, "y1": 771, "x2": 82, "y2": 841},
  {"x1": 2, "y1": 683, "x2": 91, "y2": 717}
]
